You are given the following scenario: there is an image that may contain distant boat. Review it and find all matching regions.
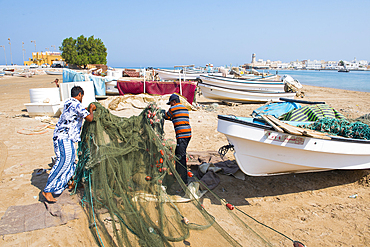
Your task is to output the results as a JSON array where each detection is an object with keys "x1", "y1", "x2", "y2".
[
  {"x1": 338, "y1": 67, "x2": 350, "y2": 72},
  {"x1": 198, "y1": 82, "x2": 296, "y2": 103},
  {"x1": 217, "y1": 115, "x2": 370, "y2": 176},
  {"x1": 45, "y1": 70, "x2": 62, "y2": 75},
  {"x1": 154, "y1": 68, "x2": 222, "y2": 80}
]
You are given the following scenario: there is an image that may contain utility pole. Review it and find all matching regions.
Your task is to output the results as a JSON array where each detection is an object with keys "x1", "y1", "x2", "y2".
[
  {"x1": 31, "y1": 40, "x2": 36, "y2": 65},
  {"x1": 22, "y1": 42, "x2": 25, "y2": 63},
  {"x1": 31, "y1": 40, "x2": 36, "y2": 52},
  {"x1": 8, "y1": 38, "x2": 13, "y2": 65},
  {"x1": 0, "y1": 45, "x2": 7, "y2": 66}
]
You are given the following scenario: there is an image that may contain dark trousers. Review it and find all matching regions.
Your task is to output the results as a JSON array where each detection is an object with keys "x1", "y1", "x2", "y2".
[{"x1": 175, "y1": 137, "x2": 191, "y2": 184}]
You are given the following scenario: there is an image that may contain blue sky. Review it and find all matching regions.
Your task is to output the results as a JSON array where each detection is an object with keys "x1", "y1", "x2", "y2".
[{"x1": 0, "y1": 0, "x2": 369, "y2": 67}]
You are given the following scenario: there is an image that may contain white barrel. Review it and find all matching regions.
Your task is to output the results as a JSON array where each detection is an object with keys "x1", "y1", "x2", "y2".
[
  {"x1": 29, "y1": 88, "x2": 61, "y2": 103},
  {"x1": 112, "y1": 71, "x2": 122, "y2": 78}
]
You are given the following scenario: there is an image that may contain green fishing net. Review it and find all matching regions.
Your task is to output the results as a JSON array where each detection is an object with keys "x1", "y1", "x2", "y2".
[
  {"x1": 300, "y1": 117, "x2": 370, "y2": 140},
  {"x1": 71, "y1": 102, "x2": 276, "y2": 247}
]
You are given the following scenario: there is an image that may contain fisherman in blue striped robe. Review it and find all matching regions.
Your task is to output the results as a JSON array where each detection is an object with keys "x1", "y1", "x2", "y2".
[{"x1": 42, "y1": 86, "x2": 96, "y2": 202}]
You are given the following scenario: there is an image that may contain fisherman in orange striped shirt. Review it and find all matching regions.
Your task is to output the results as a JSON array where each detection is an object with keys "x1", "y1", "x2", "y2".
[{"x1": 164, "y1": 94, "x2": 191, "y2": 184}]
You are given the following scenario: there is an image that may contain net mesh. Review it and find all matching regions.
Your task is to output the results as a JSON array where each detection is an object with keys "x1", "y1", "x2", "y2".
[
  {"x1": 72, "y1": 102, "x2": 275, "y2": 247},
  {"x1": 300, "y1": 117, "x2": 370, "y2": 140}
]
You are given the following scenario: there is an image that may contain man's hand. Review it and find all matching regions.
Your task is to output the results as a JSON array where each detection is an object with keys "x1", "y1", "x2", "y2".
[
  {"x1": 85, "y1": 103, "x2": 96, "y2": 122},
  {"x1": 90, "y1": 103, "x2": 96, "y2": 111}
]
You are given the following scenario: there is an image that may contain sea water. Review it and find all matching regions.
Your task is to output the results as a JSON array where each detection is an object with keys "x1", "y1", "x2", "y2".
[{"x1": 268, "y1": 70, "x2": 370, "y2": 93}]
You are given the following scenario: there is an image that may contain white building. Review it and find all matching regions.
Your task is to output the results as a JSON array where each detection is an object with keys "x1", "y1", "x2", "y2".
[
  {"x1": 305, "y1": 60, "x2": 323, "y2": 70},
  {"x1": 322, "y1": 61, "x2": 339, "y2": 70}
]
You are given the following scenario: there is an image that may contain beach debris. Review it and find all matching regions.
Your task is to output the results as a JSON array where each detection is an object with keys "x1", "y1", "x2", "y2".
[
  {"x1": 17, "y1": 124, "x2": 49, "y2": 135},
  {"x1": 349, "y1": 194, "x2": 358, "y2": 198},
  {"x1": 222, "y1": 101, "x2": 240, "y2": 106}
]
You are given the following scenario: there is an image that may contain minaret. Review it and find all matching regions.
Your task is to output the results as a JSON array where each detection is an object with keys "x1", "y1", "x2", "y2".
[{"x1": 252, "y1": 53, "x2": 256, "y2": 64}]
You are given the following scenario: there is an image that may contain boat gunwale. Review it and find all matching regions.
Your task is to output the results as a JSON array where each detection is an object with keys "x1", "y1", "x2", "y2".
[
  {"x1": 217, "y1": 115, "x2": 370, "y2": 144},
  {"x1": 199, "y1": 82, "x2": 294, "y2": 95},
  {"x1": 200, "y1": 74, "x2": 281, "y2": 83}
]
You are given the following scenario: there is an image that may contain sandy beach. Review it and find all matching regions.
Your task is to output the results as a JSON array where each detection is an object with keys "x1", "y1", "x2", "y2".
[{"x1": 0, "y1": 74, "x2": 370, "y2": 246}]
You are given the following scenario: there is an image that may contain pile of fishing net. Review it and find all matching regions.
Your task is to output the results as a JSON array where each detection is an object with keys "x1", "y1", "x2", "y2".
[
  {"x1": 300, "y1": 117, "x2": 370, "y2": 140},
  {"x1": 71, "y1": 102, "x2": 287, "y2": 247}
]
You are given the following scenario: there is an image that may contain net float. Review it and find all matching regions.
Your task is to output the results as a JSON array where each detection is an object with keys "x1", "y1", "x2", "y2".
[
  {"x1": 187, "y1": 171, "x2": 193, "y2": 177},
  {"x1": 145, "y1": 176, "x2": 152, "y2": 181},
  {"x1": 162, "y1": 167, "x2": 167, "y2": 172},
  {"x1": 182, "y1": 217, "x2": 189, "y2": 224},
  {"x1": 158, "y1": 179, "x2": 162, "y2": 184},
  {"x1": 159, "y1": 158, "x2": 163, "y2": 163},
  {"x1": 226, "y1": 203, "x2": 234, "y2": 210},
  {"x1": 160, "y1": 150, "x2": 164, "y2": 156},
  {"x1": 159, "y1": 168, "x2": 162, "y2": 172}
]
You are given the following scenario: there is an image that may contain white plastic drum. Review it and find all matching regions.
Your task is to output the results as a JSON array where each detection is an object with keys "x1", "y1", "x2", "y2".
[
  {"x1": 29, "y1": 88, "x2": 61, "y2": 103},
  {"x1": 112, "y1": 71, "x2": 122, "y2": 78}
]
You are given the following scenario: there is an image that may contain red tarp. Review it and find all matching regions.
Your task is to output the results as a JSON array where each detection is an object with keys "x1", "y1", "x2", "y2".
[{"x1": 117, "y1": 80, "x2": 197, "y2": 103}]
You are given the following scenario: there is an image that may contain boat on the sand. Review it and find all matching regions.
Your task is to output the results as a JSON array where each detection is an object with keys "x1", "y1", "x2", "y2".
[
  {"x1": 45, "y1": 70, "x2": 63, "y2": 75},
  {"x1": 199, "y1": 74, "x2": 285, "y2": 92},
  {"x1": 217, "y1": 115, "x2": 370, "y2": 176},
  {"x1": 198, "y1": 82, "x2": 296, "y2": 102}
]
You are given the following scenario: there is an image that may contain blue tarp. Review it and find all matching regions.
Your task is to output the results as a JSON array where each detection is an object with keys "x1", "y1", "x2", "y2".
[
  {"x1": 252, "y1": 102, "x2": 301, "y2": 118},
  {"x1": 62, "y1": 68, "x2": 109, "y2": 96}
]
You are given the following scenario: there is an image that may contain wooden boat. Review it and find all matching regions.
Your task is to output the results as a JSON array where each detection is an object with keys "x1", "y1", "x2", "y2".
[
  {"x1": 198, "y1": 82, "x2": 296, "y2": 102},
  {"x1": 199, "y1": 74, "x2": 285, "y2": 92},
  {"x1": 217, "y1": 115, "x2": 370, "y2": 176},
  {"x1": 45, "y1": 70, "x2": 63, "y2": 75},
  {"x1": 154, "y1": 68, "x2": 222, "y2": 80}
]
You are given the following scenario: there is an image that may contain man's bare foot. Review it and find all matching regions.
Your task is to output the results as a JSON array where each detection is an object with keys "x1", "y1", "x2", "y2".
[{"x1": 42, "y1": 191, "x2": 57, "y2": 202}]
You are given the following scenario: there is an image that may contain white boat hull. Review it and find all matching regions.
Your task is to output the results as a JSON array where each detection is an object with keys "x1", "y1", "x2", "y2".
[
  {"x1": 154, "y1": 69, "x2": 222, "y2": 80},
  {"x1": 199, "y1": 75, "x2": 285, "y2": 92},
  {"x1": 45, "y1": 70, "x2": 62, "y2": 75},
  {"x1": 217, "y1": 116, "x2": 370, "y2": 176},
  {"x1": 198, "y1": 83, "x2": 295, "y2": 102}
]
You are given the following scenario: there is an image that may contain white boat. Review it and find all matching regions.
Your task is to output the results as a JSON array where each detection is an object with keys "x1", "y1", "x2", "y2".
[
  {"x1": 199, "y1": 74, "x2": 285, "y2": 92},
  {"x1": 45, "y1": 70, "x2": 63, "y2": 75},
  {"x1": 217, "y1": 115, "x2": 370, "y2": 176},
  {"x1": 154, "y1": 68, "x2": 222, "y2": 80},
  {"x1": 198, "y1": 82, "x2": 296, "y2": 102}
]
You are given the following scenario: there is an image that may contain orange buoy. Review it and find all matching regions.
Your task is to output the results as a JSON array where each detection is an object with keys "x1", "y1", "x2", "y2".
[
  {"x1": 159, "y1": 158, "x2": 163, "y2": 163},
  {"x1": 187, "y1": 171, "x2": 193, "y2": 177},
  {"x1": 145, "y1": 176, "x2": 152, "y2": 181}
]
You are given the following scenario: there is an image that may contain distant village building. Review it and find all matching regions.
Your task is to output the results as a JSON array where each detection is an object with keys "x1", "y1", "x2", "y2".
[
  {"x1": 343, "y1": 58, "x2": 369, "y2": 70},
  {"x1": 242, "y1": 54, "x2": 368, "y2": 71},
  {"x1": 322, "y1": 61, "x2": 339, "y2": 70},
  {"x1": 291, "y1": 60, "x2": 304, "y2": 69},
  {"x1": 305, "y1": 60, "x2": 322, "y2": 70},
  {"x1": 243, "y1": 53, "x2": 269, "y2": 69},
  {"x1": 24, "y1": 51, "x2": 65, "y2": 67}
]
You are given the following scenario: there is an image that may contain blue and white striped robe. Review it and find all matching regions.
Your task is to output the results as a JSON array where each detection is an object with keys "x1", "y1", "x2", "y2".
[{"x1": 44, "y1": 139, "x2": 76, "y2": 194}]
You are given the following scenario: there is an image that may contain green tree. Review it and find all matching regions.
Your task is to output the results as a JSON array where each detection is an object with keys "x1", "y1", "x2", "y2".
[
  {"x1": 338, "y1": 60, "x2": 344, "y2": 66},
  {"x1": 60, "y1": 35, "x2": 107, "y2": 68}
]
